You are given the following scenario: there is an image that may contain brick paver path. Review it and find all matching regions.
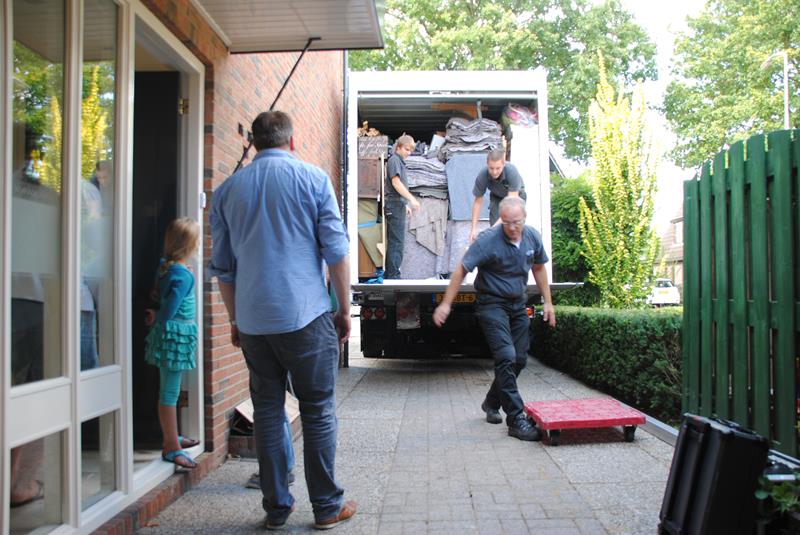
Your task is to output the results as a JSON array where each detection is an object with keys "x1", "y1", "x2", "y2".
[{"x1": 139, "y1": 351, "x2": 674, "y2": 534}]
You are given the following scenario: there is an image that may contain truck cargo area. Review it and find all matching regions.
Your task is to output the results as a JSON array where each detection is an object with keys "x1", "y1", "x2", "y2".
[{"x1": 346, "y1": 70, "x2": 554, "y2": 359}]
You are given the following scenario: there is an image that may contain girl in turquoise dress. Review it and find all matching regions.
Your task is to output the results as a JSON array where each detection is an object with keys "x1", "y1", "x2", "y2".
[{"x1": 144, "y1": 217, "x2": 200, "y2": 469}]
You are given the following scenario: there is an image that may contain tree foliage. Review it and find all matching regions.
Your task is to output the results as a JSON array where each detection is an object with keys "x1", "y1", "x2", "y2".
[
  {"x1": 551, "y1": 171, "x2": 594, "y2": 282},
  {"x1": 579, "y1": 56, "x2": 659, "y2": 308},
  {"x1": 350, "y1": 0, "x2": 657, "y2": 161},
  {"x1": 14, "y1": 38, "x2": 114, "y2": 191},
  {"x1": 664, "y1": 0, "x2": 800, "y2": 167}
]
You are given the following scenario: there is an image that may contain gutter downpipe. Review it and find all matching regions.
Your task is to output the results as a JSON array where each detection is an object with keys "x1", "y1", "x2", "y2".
[{"x1": 339, "y1": 50, "x2": 350, "y2": 368}]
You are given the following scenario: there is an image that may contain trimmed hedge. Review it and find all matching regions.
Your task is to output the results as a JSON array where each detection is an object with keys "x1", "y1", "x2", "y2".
[{"x1": 531, "y1": 306, "x2": 682, "y2": 422}]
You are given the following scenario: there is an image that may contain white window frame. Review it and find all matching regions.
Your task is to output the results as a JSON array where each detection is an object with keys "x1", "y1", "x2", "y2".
[{"x1": 1, "y1": 0, "x2": 205, "y2": 532}]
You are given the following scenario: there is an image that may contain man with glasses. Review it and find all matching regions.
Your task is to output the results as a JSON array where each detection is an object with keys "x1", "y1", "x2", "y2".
[
  {"x1": 433, "y1": 196, "x2": 555, "y2": 441},
  {"x1": 468, "y1": 149, "x2": 527, "y2": 242}
]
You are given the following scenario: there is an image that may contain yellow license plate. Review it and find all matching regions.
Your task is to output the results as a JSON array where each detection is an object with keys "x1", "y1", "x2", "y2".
[{"x1": 435, "y1": 293, "x2": 476, "y2": 304}]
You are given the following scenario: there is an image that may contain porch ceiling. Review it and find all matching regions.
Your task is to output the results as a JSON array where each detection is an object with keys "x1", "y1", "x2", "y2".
[{"x1": 190, "y1": 0, "x2": 384, "y2": 53}]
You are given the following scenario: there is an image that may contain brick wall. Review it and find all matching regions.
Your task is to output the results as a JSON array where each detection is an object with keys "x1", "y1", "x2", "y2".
[{"x1": 142, "y1": 0, "x2": 344, "y2": 461}]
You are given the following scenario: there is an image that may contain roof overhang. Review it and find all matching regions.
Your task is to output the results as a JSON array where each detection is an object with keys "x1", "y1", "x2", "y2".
[{"x1": 189, "y1": 0, "x2": 384, "y2": 53}]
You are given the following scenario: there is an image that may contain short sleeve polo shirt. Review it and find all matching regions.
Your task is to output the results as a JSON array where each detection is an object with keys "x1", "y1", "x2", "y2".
[{"x1": 462, "y1": 225, "x2": 548, "y2": 301}]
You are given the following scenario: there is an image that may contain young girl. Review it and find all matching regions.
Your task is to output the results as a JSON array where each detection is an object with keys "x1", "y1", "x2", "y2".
[{"x1": 144, "y1": 217, "x2": 200, "y2": 469}]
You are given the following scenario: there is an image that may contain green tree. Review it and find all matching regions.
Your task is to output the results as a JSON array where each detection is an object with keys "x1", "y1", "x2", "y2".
[
  {"x1": 81, "y1": 64, "x2": 110, "y2": 179},
  {"x1": 579, "y1": 56, "x2": 659, "y2": 308},
  {"x1": 664, "y1": 0, "x2": 800, "y2": 167},
  {"x1": 551, "y1": 171, "x2": 594, "y2": 282},
  {"x1": 350, "y1": 0, "x2": 656, "y2": 161}
]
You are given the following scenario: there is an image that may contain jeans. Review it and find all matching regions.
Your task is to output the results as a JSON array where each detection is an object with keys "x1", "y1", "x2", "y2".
[
  {"x1": 11, "y1": 299, "x2": 44, "y2": 386},
  {"x1": 282, "y1": 411, "x2": 295, "y2": 472},
  {"x1": 477, "y1": 299, "x2": 529, "y2": 424},
  {"x1": 384, "y1": 199, "x2": 406, "y2": 279},
  {"x1": 239, "y1": 313, "x2": 343, "y2": 523},
  {"x1": 80, "y1": 309, "x2": 99, "y2": 371}
]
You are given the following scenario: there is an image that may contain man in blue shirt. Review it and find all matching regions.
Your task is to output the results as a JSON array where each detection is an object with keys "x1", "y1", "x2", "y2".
[
  {"x1": 433, "y1": 196, "x2": 555, "y2": 441},
  {"x1": 209, "y1": 111, "x2": 356, "y2": 530}
]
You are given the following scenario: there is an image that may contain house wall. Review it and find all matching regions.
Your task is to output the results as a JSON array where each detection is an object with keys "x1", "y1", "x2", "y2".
[{"x1": 140, "y1": 0, "x2": 344, "y2": 463}]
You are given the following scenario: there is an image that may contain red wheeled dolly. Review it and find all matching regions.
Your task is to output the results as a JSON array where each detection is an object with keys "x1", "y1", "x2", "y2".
[{"x1": 524, "y1": 398, "x2": 646, "y2": 446}]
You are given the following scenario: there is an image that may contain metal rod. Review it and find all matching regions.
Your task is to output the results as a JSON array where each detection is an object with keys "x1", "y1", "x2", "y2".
[{"x1": 232, "y1": 37, "x2": 321, "y2": 174}]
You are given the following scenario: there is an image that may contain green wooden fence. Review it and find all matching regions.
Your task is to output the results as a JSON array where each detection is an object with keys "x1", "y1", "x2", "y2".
[{"x1": 683, "y1": 129, "x2": 799, "y2": 458}]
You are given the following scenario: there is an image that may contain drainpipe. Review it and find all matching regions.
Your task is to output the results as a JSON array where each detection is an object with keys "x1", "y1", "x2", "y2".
[{"x1": 341, "y1": 51, "x2": 349, "y2": 225}]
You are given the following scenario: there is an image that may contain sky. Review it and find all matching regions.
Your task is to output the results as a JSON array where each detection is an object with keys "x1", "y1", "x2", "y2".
[{"x1": 557, "y1": 0, "x2": 705, "y2": 233}]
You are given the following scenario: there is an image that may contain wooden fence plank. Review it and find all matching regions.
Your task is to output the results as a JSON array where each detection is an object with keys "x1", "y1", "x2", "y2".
[
  {"x1": 746, "y1": 134, "x2": 770, "y2": 438},
  {"x1": 766, "y1": 130, "x2": 796, "y2": 456},
  {"x1": 699, "y1": 162, "x2": 714, "y2": 415},
  {"x1": 712, "y1": 151, "x2": 730, "y2": 418},
  {"x1": 683, "y1": 179, "x2": 701, "y2": 414},
  {"x1": 727, "y1": 141, "x2": 749, "y2": 424}
]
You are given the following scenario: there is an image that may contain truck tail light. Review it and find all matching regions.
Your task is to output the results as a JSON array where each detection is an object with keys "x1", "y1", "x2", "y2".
[
  {"x1": 526, "y1": 307, "x2": 533, "y2": 318},
  {"x1": 374, "y1": 307, "x2": 385, "y2": 319},
  {"x1": 362, "y1": 307, "x2": 373, "y2": 320}
]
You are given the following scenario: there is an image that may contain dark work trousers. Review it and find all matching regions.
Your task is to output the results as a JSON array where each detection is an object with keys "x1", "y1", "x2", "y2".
[
  {"x1": 384, "y1": 199, "x2": 406, "y2": 279},
  {"x1": 477, "y1": 298, "x2": 530, "y2": 425},
  {"x1": 239, "y1": 313, "x2": 343, "y2": 524}
]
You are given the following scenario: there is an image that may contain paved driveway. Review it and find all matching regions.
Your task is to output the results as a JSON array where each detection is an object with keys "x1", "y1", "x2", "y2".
[{"x1": 138, "y1": 341, "x2": 674, "y2": 534}]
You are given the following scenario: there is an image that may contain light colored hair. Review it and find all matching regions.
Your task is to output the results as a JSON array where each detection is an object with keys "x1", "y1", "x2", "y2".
[
  {"x1": 161, "y1": 217, "x2": 200, "y2": 274},
  {"x1": 394, "y1": 134, "x2": 415, "y2": 150},
  {"x1": 499, "y1": 196, "x2": 526, "y2": 216},
  {"x1": 487, "y1": 148, "x2": 506, "y2": 162}
]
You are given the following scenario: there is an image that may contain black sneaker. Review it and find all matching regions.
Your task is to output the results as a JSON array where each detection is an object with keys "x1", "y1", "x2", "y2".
[
  {"x1": 508, "y1": 413, "x2": 542, "y2": 442},
  {"x1": 481, "y1": 401, "x2": 503, "y2": 424}
]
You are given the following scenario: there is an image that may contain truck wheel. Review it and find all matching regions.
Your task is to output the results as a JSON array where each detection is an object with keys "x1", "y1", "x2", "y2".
[
  {"x1": 548, "y1": 429, "x2": 560, "y2": 446},
  {"x1": 623, "y1": 425, "x2": 637, "y2": 442}
]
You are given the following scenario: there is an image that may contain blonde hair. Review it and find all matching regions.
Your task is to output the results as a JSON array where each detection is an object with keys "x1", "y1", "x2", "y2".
[
  {"x1": 161, "y1": 217, "x2": 200, "y2": 275},
  {"x1": 394, "y1": 134, "x2": 415, "y2": 150}
]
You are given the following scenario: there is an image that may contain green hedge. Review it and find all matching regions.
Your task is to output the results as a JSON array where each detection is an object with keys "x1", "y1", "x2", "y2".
[{"x1": 531, "y1": 306, "x2": 682, "y2": 422}]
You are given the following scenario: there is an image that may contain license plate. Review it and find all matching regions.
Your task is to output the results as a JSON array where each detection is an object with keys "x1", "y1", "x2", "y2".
[{"x1": 435, "y1": 293, "x2": 476, "y2": 304}]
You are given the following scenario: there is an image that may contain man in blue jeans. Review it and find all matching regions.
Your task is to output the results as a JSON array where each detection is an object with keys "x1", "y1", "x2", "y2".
[
  {"x1": 210, "y1": 111, "x2": 356, "y2": 530},
  {"x1": 433, "y1": 196, "x2": 556, "y2": 441}
]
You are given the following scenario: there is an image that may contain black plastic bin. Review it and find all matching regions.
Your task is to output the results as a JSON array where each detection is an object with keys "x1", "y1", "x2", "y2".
[{"x1": 659, "y1": 414, "x2": 770, "y2": 535}]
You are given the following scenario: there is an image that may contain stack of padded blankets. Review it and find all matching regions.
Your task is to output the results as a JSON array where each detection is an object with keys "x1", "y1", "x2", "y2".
[{"x1": 400, "y1": 117, "x2": 499, "y2": 279}]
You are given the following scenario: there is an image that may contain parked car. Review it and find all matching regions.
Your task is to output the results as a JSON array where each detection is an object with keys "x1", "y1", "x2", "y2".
[{"x1": 648, "y1": 278, "x2": 681, "y2": 306}]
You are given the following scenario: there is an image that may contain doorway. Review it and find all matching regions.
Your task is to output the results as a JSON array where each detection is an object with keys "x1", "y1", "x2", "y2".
[
  {"x1": 129, "y1": 12, "x2": 205, "y2": 474},
  {"x1": 131, "y1": 70, "x2": 180, "y2": 452}
]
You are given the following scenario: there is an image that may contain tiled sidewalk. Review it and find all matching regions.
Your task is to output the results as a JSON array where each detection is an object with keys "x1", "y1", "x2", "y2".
[{"x1": 137, "y1": 348, "x2": 674, "y2": 534}]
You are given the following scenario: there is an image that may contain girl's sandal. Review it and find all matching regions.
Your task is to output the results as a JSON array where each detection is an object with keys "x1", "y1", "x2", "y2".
[
  {"x1": 162, "y1": 449, "x2": 197, "y2": 469},
  {"x1": 178, "y1": 435, "x2": 200, "y2": 448}
]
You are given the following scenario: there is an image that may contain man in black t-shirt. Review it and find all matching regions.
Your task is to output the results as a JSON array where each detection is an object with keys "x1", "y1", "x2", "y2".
[
  {"x1": 469, "y1": 149, "x2": 527, "y2": 242},
  {"x1": 384, "y1": 134, "x2": 420, "y2": 279}
]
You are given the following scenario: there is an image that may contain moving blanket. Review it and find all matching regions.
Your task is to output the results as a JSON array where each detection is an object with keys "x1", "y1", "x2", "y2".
[
  {"x1": 446, "y1": 153, "x2": 490, "y2": 221},
  {"x1": 358, "y1": 199, "x2": 383, "y2": 267},
  {"x1": 408, "y1": 197, "x2": 449, "y2": 256},
  {"x1": 435, "y1": 220, "x2": 490, "y2": 275},
  {"x1": 400, "y1": 226, "x2": 438, "y2": 279}
]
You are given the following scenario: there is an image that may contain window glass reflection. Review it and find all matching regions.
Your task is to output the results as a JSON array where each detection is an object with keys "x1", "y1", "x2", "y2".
[
  {"x1": 81, "y1": 0, "x2": 118, "y2": 370},
  {"x1": 82, "y1": 412, "x2": 117, "y2": 510},
  {"x1": 9, "y1": 432, "x2": 64, "y2": 533},
  {"x1": 11, "y1": 0, "x2": 65, "y2": 385}
]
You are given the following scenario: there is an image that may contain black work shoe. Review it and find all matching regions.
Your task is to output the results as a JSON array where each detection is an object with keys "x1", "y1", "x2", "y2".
[
  {"x1": 481, "y1": 401, "x2": 503, "y2": 424},
  {"x1": 508, "y1": 413, "x2": 542, "y2": 442}
]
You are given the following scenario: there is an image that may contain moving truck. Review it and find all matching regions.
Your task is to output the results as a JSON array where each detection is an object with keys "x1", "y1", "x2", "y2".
[{"x1": 345, "y1": 69, "x2": 568, "y2": 359}]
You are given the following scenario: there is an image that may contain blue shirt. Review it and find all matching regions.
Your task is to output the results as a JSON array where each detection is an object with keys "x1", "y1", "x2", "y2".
[
  {"x1": 462, "y1": 225, "x2": 548, "y2": 302},
  {"x1": 208, "y1": 149, "x2": 349, "y2": 335}
]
